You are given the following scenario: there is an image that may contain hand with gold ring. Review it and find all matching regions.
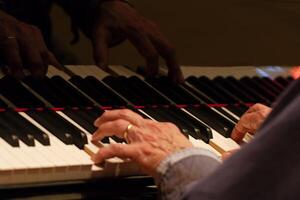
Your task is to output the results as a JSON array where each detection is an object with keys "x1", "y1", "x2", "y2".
[{"x1": 92, "y1": 109, "x2": 192, "y2": 177}]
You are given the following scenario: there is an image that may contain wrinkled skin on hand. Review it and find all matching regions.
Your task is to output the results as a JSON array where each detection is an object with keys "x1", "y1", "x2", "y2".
[
  {"x1": 91, "y1": 109, "x2": 192, "y2": 177},
  {"x1": 91, "y1": 0, "x2": 183, "y2": 83},
  {"x1": 0, "y1": 11, "x2": 60, "y2": 78},
  {"x1": 231, "y1": 103, "x2": 272, "y2": 143},
  {"x1": 222, "y1": 104, "x2": 272, "y2": 160}
]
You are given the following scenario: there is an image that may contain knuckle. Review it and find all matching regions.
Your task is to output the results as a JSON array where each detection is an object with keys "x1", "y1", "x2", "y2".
[
  {"x1": 110, "y1": 144, "x2": 122, "y2": 152},
  {"x1": 163, "y1": 122, "x2": 177, "y2": 129},
  {"x1": 113, "y1": 119, "x2": 126, "y2": 130},
  {"x1": 119, "y1": 109, "x2": 134, "y2": 118}
]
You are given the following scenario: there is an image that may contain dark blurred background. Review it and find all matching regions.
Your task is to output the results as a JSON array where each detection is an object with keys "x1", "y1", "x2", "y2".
[{"x1": 50, "y1": 0, "x2": 300, "y2": 66}]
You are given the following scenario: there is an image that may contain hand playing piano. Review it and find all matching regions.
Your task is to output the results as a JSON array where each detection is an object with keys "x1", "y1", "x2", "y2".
[
  {"x1": 231, "y1": 103, "x2": 272, "y2": 143},
  {"x1": 0, "y1": 11, "x2": 61, "y2": 79},
  {"x1": 91, "y1": 0, "x2": 183, "y2": 83},
  {"x1": 91, "y1": 109, "x2": 192, "y2": 177}
]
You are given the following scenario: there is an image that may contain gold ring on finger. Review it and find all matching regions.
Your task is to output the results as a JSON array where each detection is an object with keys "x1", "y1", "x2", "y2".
[{"x1": 123, "y1": 124, "x2": 133, "y2": 143}]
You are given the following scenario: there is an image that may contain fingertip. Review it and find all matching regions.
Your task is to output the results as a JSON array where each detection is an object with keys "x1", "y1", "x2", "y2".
[
  {"x1": 94, "y1": 118, "x2": 100, "y2": 127},
  {"x1": 169, "y1": 70, "x2": 184, "y2": 84},
  {"x1": 97, "y1": 62, "x2": 109, "y2": 70}
]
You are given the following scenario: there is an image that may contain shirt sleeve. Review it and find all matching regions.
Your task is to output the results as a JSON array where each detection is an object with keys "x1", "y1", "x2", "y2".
[{"x1": 156, "y1": 147, "x2": 222, "y2": 200}]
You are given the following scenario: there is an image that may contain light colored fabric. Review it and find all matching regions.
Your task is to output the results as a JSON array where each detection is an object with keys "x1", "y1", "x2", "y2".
[{"x1": 156, "y1": 148, "x2": 222, "y2": 200}]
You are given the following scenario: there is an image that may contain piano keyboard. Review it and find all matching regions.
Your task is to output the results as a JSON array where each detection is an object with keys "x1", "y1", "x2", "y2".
[{"x1": 0, "y1": 65, "x2": 293, "y2": 187}]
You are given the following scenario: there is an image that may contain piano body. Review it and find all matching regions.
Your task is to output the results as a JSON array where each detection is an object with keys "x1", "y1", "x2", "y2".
[{"x1": 0, "y1": 65, "x2": 294, "y2": 199}]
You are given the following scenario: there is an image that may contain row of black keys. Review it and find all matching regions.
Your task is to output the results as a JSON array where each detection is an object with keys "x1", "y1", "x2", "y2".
[
  {"x1": 0, "y1": 75, "x2": 292, "y2": 110},
  {"x1": 0, "y1": 75, "x2": 291, "y2": 149}
]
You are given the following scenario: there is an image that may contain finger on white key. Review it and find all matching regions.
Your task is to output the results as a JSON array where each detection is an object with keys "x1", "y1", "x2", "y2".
[
  {"x1": 209, "y1": 130, "x2": 240, "y2": 154},
  {"x1": 189, "y1": 136, "x2": 221, "y2": 157}
]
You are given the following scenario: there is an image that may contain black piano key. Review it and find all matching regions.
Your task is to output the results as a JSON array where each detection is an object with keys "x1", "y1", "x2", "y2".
[
  {"x1": 23, "y1": 76, "x2": 70, "y2": 107},
  {"x1": 0, "y1": 76, "x2": 45, "y2": 108},
  {"x1": 198, "y1": 76, "x2": 239, "y2": 104},
  {"x1": 186, "y1": 76, "x2": 228, "y2": 104},
  {"x1": 145, "y1": 76, "x2": 199, "y2": 105},
  {"x1": 262, "y1": 77, "x2": 285, "y2": 92},
  {"x1": 50, "y1": 76, "x2": 94, "y2": 107},
  {"x1": 142, "y1": 107, "x2": 190, "y2": 138},
  {"x1": 84, "y1": 110, "x2": 113, "y2": 144},
  {"x1": 181, "y1": 82, "x2": 239, "y2": 123},
  {"x1": 168, "y1": 107, "x2": 213, "y2": 143},
  {"x1": 103, "y1": 76, "x2": 147, "y2": 106},
  {"x1": 86, "y1": 76, "x2": 129, "y2": 107},
  {"x1": 128, "y1": 76, "x2": 170, "y2": 105},
  {"x1": 181, "y1": 83, "x2": 215, "y2": 104},
  {"x1": 4, "y1": 110, "x2": 50, "y2": 146},
  {"x1": 141, "y1": 77, "x2": 237, "y2": 138},
  {"x1": 213, "y1": 76, "x2": 256, "y2": 103},
  {"x1": 252, "y1": 77, "x2": 281, "y2": 96},
  {"x1": 0, "y1": 112, "x2": 35, "y2": 146},
  {"x1": 63, "y1": 108, "x2": 97, "y2": 133},
  {"x1": 70, "y1": 75, "x2": 126, "y2": 107},
  {"x1": 27, "y1": 109, "x2": 87, "y2": 149},
  {"x1": 63, "y1": 108, "x2": 110, "y2": 144},
  {"x1": 186, "y1": 105, "x2": 235, "y2": 138},
  {"x1": 0, "y1": 113, "x2": 19, "y2": 147},
  {"x1": 0, "y1": 98, "x2": 8, "y2": 109},
  {"x1": 225, "y1": 104, "x2": 248, "y2": 117},
  {"x1": 275, "y1": 76, "x2": 290, "y2": 88},
  {"x1": 240, "y1": 77, "x2": 277, "y2": 102},
  {"x1": 226, "y1": 76, "x2": 271, "y2": 104}
]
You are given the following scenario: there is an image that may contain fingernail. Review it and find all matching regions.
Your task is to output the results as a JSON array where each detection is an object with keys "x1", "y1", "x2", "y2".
[{"x1": 93, "y1": 118, "x2": 100, "y2": 127}]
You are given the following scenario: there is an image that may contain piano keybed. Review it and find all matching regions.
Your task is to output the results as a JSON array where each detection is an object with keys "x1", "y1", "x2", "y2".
[{"x1": 0, "y1": 65, "x2": 293, "y2": 188}]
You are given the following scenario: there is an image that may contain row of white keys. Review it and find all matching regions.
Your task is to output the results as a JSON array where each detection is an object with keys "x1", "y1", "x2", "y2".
[
  {"x1": 18, "y1": 112, "x2": 93, "y2": 181},
  {"x1": 0, "y1": 138, "x2": 27, "y2": 184}
]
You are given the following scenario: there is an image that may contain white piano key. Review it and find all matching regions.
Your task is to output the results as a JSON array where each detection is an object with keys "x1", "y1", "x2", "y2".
[
  {"x1": 209, "y1": 129, "x2": 240, "y2": 154},
  {"x1": 221, "y1": 107, "x2": 241, "y2": 121},
  {"x1": 181, "y1": 108, "x2": 240, "y2": 153},
  {"x1": 18, "y1": 112, "x2": 89, "y2": 171},
  {"x1": 0, "y1": 138, "x2": 24, "y2": 171},
  {"x1": 0, "y1": 137, "x2": 39, "y2": 171},
  {"x1": 34, "y1": 140, "x2": 67, "y2": 171},
  {"x1": 189, "y1": 136, "x2": 221, "y2": 157},
  {"x1": 65, "y1": 65, "x2": 109, "y2": 79}
]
